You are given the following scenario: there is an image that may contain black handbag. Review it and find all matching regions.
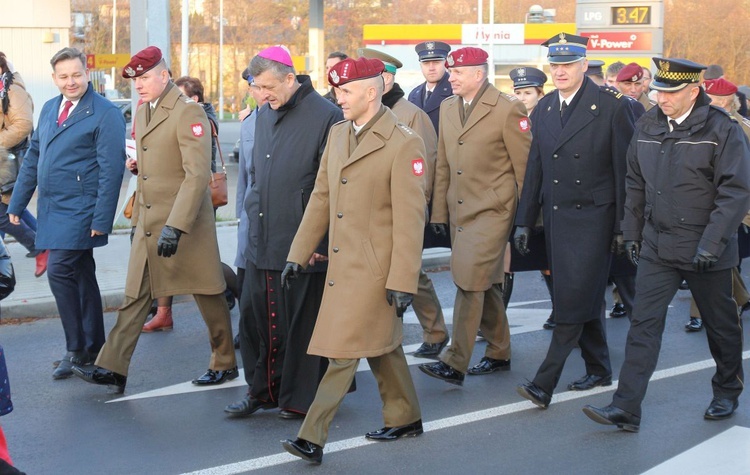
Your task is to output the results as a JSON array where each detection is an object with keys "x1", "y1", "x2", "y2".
[{"x1": 0, "y1": 239, "x2": 15, "y2": 301}]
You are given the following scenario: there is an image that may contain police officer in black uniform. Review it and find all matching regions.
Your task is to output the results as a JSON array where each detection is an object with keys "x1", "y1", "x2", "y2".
[{"x1": 583, "y1": 58, "x2": 750, "y2": 431}]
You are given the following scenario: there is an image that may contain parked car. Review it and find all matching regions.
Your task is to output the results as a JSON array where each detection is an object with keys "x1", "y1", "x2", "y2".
[{"x1": 111, "y1": 99, "x2": 133, "y2": 138}]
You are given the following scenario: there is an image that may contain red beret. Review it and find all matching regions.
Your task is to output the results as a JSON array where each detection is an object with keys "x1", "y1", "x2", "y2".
[
  {"x1": 616, "y1": 62, "x2": 644, "y2": 83},
  {"x1": 122, "y1": 46, "x2": 163, "y2": 78},
  {"x1": 445, "y1": 47, "x2": 488, "y2": 68},
  {"x1": 328, "y1": 57, "x2": 384, "y2": 87},
  {"x1": 704, "y1": 78, "x2": 738, "y2": 96}
]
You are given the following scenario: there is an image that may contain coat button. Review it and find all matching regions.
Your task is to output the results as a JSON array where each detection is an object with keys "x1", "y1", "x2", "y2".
[
  {"x1": 333, "y1": 247, "x2": 339, "y2": 253},
  {"x1": 146, "y1": 204, "x2": 151, "y2": 209},
  {"x1": 552, "y1": 154, "x2": 558, "y2": 159},
  {"x1": 553, "y1": 205, "x2": 558, "y2": 210},
  {"x1": 266, "y1": 154, "x2": 271, "y2": 159},
  {"x1": 457, "y1": 170, "x2": 462, "y2": 175},
  {"x1": 142, "y1": 146, "x2": 147, "y2": 151},
  {"x1": 680, "y1": 217, "x2": 685, "y2": 222},
  {"x1": 341, "y1": 178, "x2": 347, "y2": 184},
  {"x1": 142, "y1": 175, "x2": 148, "y2": 180},
  {"x1": 553, "y1": 179, "x2": 559, "y2": 184},
  {"x1": 145, "y1": 231, "x2": 152, "y2": 237},
  {"x1": 458, "y1": 141, "x2": 464, "y2": 145},
  {"x1": 259, "y1": 213, "x2": 264, "y2": 217},
  {"x1": 657, "y1": 191, "x2": 662, "y2": 195},
  {"x1": 328, "y1": 280, "x2": 334, "y2": 286},
  {"x1": 337, "y1": 212, "x2": 343, "y2": 218},
  {"x1": 574, "y1": 154, "x2": 580, "y2": 158},
  {"x1": 458, "y1": 199, "x2": 463, "y2": 204},
  {"x1": 576, "y1": 204, "x2": 582, "y2": 209},
  {"x1": 457, "y1": 226, "x2": 463, "y2": 232},
  {"x1": 576, "y1": 180, "x2": 581, "y2": 185}
]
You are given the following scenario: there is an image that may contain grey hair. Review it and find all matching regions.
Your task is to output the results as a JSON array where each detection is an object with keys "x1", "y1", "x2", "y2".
[
  {"x1": 249, "y1": 56, "x2": 296, "y2": 81},
  {"x1": 50, "y1": 47, "x2": 87, "y2": 69}
]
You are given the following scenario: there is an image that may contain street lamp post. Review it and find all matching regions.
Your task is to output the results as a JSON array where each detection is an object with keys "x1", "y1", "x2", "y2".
[{"x1": 218, "y1": 0, "x2": 224, "y2": 120}]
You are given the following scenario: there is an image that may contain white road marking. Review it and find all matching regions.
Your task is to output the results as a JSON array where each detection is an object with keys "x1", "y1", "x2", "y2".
[
  {"x1": 179, "y1": 351, "x2": 750, "y2": 475},
  {"x1": 642, "y1": 426, "x2": 750, "y2": 475},
  {"x1": 110, "y1": 301, "x2": 553, "y2": 403}
]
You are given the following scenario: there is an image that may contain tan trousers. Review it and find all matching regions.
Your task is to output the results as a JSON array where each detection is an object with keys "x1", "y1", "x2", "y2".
[
  {"x1": 96, "y1": 264, "x2": 236, "y2": 376},
  {"x1": 411, "y1": 269, "x2": 448, "y2": 343},
  {"x1": 298, "y1": 345, "x2": 421, "y2": 447},
  {"x1": 690, "y1": 267, "x2": 750, "y2": 318},
  {"x1": 441, "y1": 284, "x2": 511, "y2": 373}
]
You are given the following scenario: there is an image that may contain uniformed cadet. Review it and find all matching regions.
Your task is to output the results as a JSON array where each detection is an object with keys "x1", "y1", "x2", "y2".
[
  {"x1": 357, "y1": 47, "x2": 449, "y2": 358},
  {"x1": 514, "y1": 33, "x2": 643, "y2": 408},
  {"x1": 419, "y1": 46, "x2": 531, "y2": 386},
  {"x1": 684, "y1": 77, "x2": 750, "y2": 329},
  {"x1": 280, "y1": 56, "x2": 426, "y2": 465},
  {"x1": 584, "y1": 58, "x2": 750, "y2": 431},
  {"x1": 408, "y1": 41, "x2": 453, "y2": 133},
  {"x1": 507, "y1": 66, "x2": 556, "y2": 330},
  {"x1": 585, "y1": 59, "x2": 606, "y2": 86},
  {"x1": 616, "y1": 62, "x2": 655, "y2": 111},
  {"x1": 73, "y1": 46, "x2": 237, "y2": 392}
]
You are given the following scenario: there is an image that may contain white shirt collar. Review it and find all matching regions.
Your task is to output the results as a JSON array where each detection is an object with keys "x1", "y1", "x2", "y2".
[
  {"x1": 558, "y1": 89, "x2": 580, "y2": 109},
  {"x1": 669, "y1": 103, "x2": 696, "y2": 131}
]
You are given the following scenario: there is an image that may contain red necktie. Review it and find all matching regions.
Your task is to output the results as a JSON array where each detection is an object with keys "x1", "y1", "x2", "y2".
[{"x1": 58, "y1": 100, "x2": 73, "y2": 126}]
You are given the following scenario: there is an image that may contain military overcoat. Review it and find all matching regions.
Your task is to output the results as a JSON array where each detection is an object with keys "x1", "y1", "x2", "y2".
[
  {"x1": 126, "y1": 82, "x2": 225, "y2": 298},
  {"x1": 516, "y1": 76, "x2": 642, "y2": 323},
  {"x1": 287, "y1": 109, "x2": 426, "y2": 359},
  {"x1": 431, "y1": 83, "x2": 531, "y2": 291}
]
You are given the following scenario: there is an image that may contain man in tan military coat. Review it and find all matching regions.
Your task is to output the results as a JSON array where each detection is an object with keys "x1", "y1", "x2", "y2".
[
  {"x1": 419, "y1": 46, "x2": 531, "y2": 386},
  {"x1": 357, "y1": 47, "x2": 449, "y2": 358},
  {"x1": 73, "y1": 47, "x2": 236, "y2": 392},
  {"x1": 280, "y1": 57, "x2": 426, "y2": 465}
]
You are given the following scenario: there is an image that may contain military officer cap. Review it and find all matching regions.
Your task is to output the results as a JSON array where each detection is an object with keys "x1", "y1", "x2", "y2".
[
  {"x1": 585, "y1": 60, "x2": 605, "y2": 78},
  {"x1": 650, "y1": 57, "x2": 706, "y2": 92},
  {"x1": 328, "y1": 57, "x2": 385, "y2": 87},
  {"x1": 445, "y1": 47, "x2": 488, "y2": 68},
  {"x1": 356, "y1": 48, "x2": 402, "y2": 74},
  {"x1": 616, "y1": 62, "x2": 644, "y2": 83},
  {"x1": 415, "y1": 41, "x2": 451, "y2": 62},
  {"x1": 509, "y1": 66, "x2": 547, "y2": 90},
  {"x1": 704, "y1": 78, "x2": 738, "y2": 96},
  {"x1": 542, "y1": 32, "x2": 588, "y2": 64},
  {"x1": 122, "y1": 46, "x2": 162, "y2": 78}
]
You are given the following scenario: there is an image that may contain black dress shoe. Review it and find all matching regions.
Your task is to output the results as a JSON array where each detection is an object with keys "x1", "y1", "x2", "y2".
[
  {"x1": 365, "y1": 419, "x2": 423, "y2": 441},
  {"x1": 71, "y1": 365, "x2": 127, "y2": 393},
  {"x1": 704, "y1": 397, "x2": 739, "y2": 420},
  {"x1": 610, "y1": 303, "x2": 627, "y2": 318},
  {"x1": 278, "y1": 409, "x2": 305, "y2": 420},
  {"x1": 224, "y1": 395, "x2": 277, "y2": 417},
  {"x1": 413, "y1": 337, "x2": 449, "y2": 359},
  {"x1": 476, "y1": 329, "x2": 486, "y2": 341},
  {"x1": 582, "y1": 404, "x2": 640, "y2": 432},
  {"x1": 467, "y1": 357, "x2": 511, "y2": 375},
  {"x1": 418, "y1": 361, "x2": 464, "y2": 386},
  {"x1": 685, "y1": 317, "x2": 703, "y2": 332},
  {"x1": 282, "y1": 438, "x2": 322, "y2": 464},
  {"x1": 53, "y1": 351, "x2": 92, "y2": 380},
  {"x1": 567, "y1": 373, "x2": 613, "y2": 391},
  {"x1": 192, "y1": 366, "x2": 239, "y2": 385},
  {"x1": 516, "y1": 382, "x2": 551, "y2": 409},
  {"x1": 543, "y1": 314, "x2": 556, "y2": 329}
]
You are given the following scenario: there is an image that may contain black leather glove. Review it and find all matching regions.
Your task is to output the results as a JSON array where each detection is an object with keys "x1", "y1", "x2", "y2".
[
  {"x1": 513, "y1": 226, "x2": 531, "y2": 256},
  {"x1": 625, "y1": 240, "x2": 641, "y2": 267},
  {"x1": 281, "y1": 262, "x2": 301, "y2": 289},
  {"x1": 130, "y1": 227, "x2": 136, "y2": 245},
  {"x1": 386, "y1": 290, "x2": 413, "y2": 318},
  {"x1": 692, "y1": 247, "x2": 718, "y2": 273},
  {"x1": 611, "y1": 234, "x2": 625, "y2": 256},
  {"x1": 157, "y1": 226, "x2": 182, "y2": 258},
  {"x1": 430, "y1": 223, "x2": 448, "y2": 237}
]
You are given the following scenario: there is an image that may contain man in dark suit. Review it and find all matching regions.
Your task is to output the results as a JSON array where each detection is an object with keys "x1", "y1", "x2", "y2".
[
  {"x1": 8, "y1": 47, "x2": 125, "y2": 380},
  {"x1": 514, "y1": 33, "x2": 643, "y2": 408},
  {"x1": 408, "y1": 41, "x2": 453, "y2": 134},
  {"x1": 583, "y1": 58, "x2": 750, "y2": 431}
]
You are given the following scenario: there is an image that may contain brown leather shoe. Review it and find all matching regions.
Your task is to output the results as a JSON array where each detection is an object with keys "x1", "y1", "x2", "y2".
[
  {"x1": 35, "y1": 249, "x2": 49, "y2": 278},
  {"x1": 142, "y1": 307, "x2": 173, "y2": 332}
]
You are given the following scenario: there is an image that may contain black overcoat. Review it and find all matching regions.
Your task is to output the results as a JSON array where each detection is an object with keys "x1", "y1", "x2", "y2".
[{"x1": 516, "y1": 76, "x2": 642, "y2": 323}]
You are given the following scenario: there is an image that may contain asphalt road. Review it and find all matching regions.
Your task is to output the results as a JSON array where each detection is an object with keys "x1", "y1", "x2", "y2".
[{"x1": 2, "y1": 268, "x2": 749, "y2": 474}]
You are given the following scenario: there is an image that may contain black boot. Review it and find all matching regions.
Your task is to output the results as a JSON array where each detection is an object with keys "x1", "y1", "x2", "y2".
[{"x1": 502, "y1": 273, "x2": 514, "y2": 309}]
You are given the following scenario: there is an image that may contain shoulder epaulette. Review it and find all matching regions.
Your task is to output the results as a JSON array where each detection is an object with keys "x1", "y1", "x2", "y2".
[
  {"x1": 502, "y1": 92, "x2": 518, "y2": 102},
  {"x1": 601, "y1": 86, "x2": 624, "y2": 99},
  {"x1": 397, "y1": 123, "x2": 416, "y2": 136},
  {"x1": 742, "y1": 116, "x2": 750, "y2": 128}
]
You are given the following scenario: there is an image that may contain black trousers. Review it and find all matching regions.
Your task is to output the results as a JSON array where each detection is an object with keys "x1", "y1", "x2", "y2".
[
  {"x1": 533, "y1": 303, "x2": 611, "y2": 395},
  {"x1": 47, "y1": 249, "x2": 104, "y2": 354},
  {"x1": 612, "y1": 259, "x2": 744, "y2": 417},
  {"x1": 243, "y1": 261, "x2": 327, "y2": 414}
]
